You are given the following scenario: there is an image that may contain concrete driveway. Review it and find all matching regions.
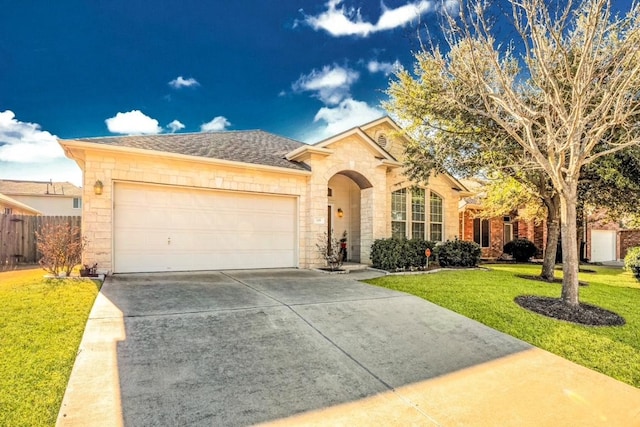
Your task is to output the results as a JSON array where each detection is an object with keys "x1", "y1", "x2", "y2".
[{"x1": 58, "y1": 269, "x2": 640, "y2": 426}]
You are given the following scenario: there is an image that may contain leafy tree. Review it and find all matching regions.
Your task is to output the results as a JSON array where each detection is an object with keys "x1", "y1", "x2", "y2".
[{"x1": 386, "y1": 0, "x2": 640, "y2": 306}]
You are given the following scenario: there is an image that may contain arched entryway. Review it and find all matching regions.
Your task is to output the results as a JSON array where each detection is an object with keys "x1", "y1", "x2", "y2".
[{"x1": 327, "y1": 170, "x2": 373, "y2": 263}]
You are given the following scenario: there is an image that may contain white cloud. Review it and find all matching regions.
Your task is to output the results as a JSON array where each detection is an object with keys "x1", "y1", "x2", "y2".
[
  {"x1": 167, "y1": 120, "x2": 185, "y2": 133},
  {"x1": 292, "y1": 64, "x2": 359, "y2": 105},
  {"x1": 310, "y1": 98, "x2": 383, "y2": 141},
  {"x1": 105, "y1": 110, "x2": 162, "y2": 135},
  {"x1": 0, "y1": 110, "x2": 63, "y2": 163},
  {"x1": 168, "y1": 76, "x2": 200, "y2": 89},
  {"x1": 302, "y1": 0, "x2": 433, "y2": 37},
  {"x1": 201, "y1": 116, "x2": 231, "y2": 132},
  {"x1": 367, "y1": 59, "x2": 401, "y2": 76}
]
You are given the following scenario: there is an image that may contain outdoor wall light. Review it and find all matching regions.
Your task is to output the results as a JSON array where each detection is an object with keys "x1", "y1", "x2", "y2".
[
  {"x1": 93, "y1": 180, "x2": 103, "y2": 195},
  {"x1": 337, "y1": 208, "x2": 344, "y2": 218}
]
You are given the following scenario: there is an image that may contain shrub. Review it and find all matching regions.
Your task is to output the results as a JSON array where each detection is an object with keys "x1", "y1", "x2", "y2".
[
  {"x1": 36, "y1": 222, "x2": 86, "y2": 276},
  {"x1": 624, "y1": 246, "x2": 640, "y2": 278},
  {"x1": 316, "y1": 230, "x2": 344, "y2": 271},
  {"x1": 370, "y1": 238, "x2": 436, "y2": 271},
  {"x1": 503, "y1": 238, "x2": 538, "y2": 262},
  {"x1": 435, "y1": 239, "x2": 481, "y2": 267}
]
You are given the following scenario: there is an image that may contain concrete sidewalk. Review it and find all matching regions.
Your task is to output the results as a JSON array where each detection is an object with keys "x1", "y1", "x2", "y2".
[{"x1": 57, "y1": 269, "x2": 640, "y2": 426}]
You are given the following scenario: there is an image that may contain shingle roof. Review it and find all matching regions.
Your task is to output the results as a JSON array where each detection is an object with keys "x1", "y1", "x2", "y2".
[
  {"x1": 0, "y1": 179, "x2": 82, "y2": 197},
  {"x1": 74, "y1": 130, "x2": 310, "y2": 171}
]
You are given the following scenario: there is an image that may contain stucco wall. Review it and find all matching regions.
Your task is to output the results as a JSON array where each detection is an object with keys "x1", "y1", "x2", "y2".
[{"x1": 9, "y1": 195, "x2": 80, "y2": 216}]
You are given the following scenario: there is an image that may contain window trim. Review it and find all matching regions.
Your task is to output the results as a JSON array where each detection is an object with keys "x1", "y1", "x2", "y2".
[{"x1": 73, "y1": 197, "x2": 82, "y2": 209}]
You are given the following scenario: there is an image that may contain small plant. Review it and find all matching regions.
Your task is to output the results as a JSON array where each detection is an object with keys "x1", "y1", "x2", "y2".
[
  {"x1": 316, "y1": 230, "x2": 344, "y2": 271},
  {"x1": 435, "y1": 239, "x2": 481, "y2": 267},
  {"x1": 624, "y1": 246, "x2": 640, "y2": 279},
  {"x1": 36, "y1": 222, "x2": 86, "y2": 276},
  {"x1": 503, "y1": 238, "x2": 538, "y2": 262},
  {"x1": 79, "y1": 263, "x2": 98, "y2": 277}
]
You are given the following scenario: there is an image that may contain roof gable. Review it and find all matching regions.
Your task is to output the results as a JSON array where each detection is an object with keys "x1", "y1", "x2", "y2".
[{"x1": 65, "y1": 130, "x2": 309, "y2": 172}]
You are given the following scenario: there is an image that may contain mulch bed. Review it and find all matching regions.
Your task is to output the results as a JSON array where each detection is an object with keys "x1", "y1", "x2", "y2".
[
  {"x1": 516, "y1": 274, "x2": 589, "y2": 287},
  {"x1": 515, "y1": 295, "x2": 625, "y2": 326}
]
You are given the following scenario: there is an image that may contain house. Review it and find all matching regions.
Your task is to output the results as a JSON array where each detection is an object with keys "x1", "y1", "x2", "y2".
[
  {"x1": 585, "y1": 210, "x2": 640, "y2": 262},
  {"x1": 0, "y1": 179, "x2": 82, "y2": 216},
  {"x1": 458, "y1": 179, "x2": 546, "y2": 259},
  {"x1": 58, "y1": 116, "x2": 470, "y2": 274},
  {"x1": 0, "y1": 192, "x2": 42, "y2": 215}
]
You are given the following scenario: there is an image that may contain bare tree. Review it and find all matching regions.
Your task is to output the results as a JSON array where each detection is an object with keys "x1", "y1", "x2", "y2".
[{"x1": 387, "y1": 0, "x2": 640, "y2": 306}]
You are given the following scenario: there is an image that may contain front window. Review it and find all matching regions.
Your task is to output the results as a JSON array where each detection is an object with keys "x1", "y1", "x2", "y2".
[
  {"x1": 391, "y1": 189, "x2": 407, "y2": 238},
  {"x1": 474, "y1": 218, "x2": 490, "y2": 247},
  {"x1": 430, "y1": 193, "x2": 443, "y2": 242},
  {"x1": 391, "y1": 188, "x2": 444, "y2": 241},
  {"x1": 411, "y1": 189, "x2": 425, "y2": 240}
]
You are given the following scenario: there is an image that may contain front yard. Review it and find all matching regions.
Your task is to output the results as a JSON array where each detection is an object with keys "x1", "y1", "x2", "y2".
[
  {"x1": 0, "y1": 269, "x2": 100, "y2": 427},
  {"x1": 367, "y1": 263, "x2": 640, "y2": 388}
]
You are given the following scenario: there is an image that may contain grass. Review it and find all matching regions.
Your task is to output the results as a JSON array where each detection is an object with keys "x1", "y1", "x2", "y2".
[
  {"x1": 0, "y1": 268, "x2": 100, "y2": 427},
  {"x1": 366, "y1": 263, "x2": 640, "y2": 388}
]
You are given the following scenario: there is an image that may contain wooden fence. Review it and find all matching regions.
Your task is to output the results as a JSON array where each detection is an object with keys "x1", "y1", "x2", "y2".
[{"x1": 0, "y1": 214, "x2": 81, "y2": 269}]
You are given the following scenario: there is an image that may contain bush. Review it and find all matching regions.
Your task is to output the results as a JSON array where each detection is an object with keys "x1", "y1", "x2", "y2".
[
  {"x1": 435, "y1": 239, "x2": 481, "y2": 267},
  {"x1": 624, "y1": 246, "x2": 640, "y2": 278},
  {"x1": 370, "y1": 238, "x2": 436, "y2": 271},
  {"x1": 503, "y1": 238, "x2": 538, "y2": 262},
  {"x1": 36, "y1": 222, "x2": 86, "y2": 276}
]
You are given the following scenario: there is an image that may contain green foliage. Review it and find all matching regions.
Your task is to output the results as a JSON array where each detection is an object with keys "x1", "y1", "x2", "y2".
[
  {"x1": 0, "y1": 269, "x2": 100, "y2": 427},
  {"x1": 366, "y1": 264, "x2": 640, "y2": 387},
  {"x1": 623, "y1": 247, "x2": 640, "y2": 277},
  {"x1": 435, "y1": 239, "x2": 481, "y2": 267},
  {"x1": 370, "y1": 238, "x2": 436, "y2": 271},
  {"x1": 503, "y1": 238, "x2": 538, "y2": 262}
]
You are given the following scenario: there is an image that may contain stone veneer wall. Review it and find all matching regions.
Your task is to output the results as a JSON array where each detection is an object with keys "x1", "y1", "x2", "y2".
[{"x1": 81, "y1": 150, "x2": 309, "y2": 272}]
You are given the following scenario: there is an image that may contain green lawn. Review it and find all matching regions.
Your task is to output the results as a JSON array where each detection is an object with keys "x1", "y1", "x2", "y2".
[
  {"x1": 366, "y1": 263, "x2": 640, "y2": 388},
  {"x1": 0, "y1": 269, "x2": 100, "y2": 427}
]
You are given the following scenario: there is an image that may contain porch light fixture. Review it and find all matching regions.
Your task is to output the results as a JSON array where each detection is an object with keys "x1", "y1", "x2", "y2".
[
  {"x1": 93, "y1": 180, "x2": 103, "y2": 195},
  {"x1": 337, "y1": 208, "x2": 344, "y2": 218}
]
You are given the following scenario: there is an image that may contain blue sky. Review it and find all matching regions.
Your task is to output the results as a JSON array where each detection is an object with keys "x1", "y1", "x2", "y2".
[
  {"x1": 2, "y1": 1, "x2": 633, "y2": 186},
  {"x1": 1, "y1": 0, "x2": 452, "y2": 186}
]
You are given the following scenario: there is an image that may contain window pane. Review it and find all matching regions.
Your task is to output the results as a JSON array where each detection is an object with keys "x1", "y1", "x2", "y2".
[
  {"x1": 392, "y1": 221, "x2": 406, "y2": 239},
  {"x1": 412, "y1": 222, "x2": 425, "y2": 240},
  {"x1": 430, "y1": 193, "x2": 443, "y2": 223},
  {"x1": 411, "y1": 189, "x2": 425, "y2": 221},
  {"x1": 482, "y1": 219, "x2": 490, "y2": 248},
  {"x1": 430, "y1": 224, "x2": 442, "y2": 242},
  {"x1": 391, "y1": 189, "x2": 406, "y2": 221},
  {"x1": 473, "y1": 218, "x2": 481, "y2": 245}
]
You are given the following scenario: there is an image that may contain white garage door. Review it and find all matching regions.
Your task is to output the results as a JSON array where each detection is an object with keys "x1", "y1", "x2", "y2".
[
  {"x1": 114, "y1": 183, "x2": 297, "y2": 273},
  {"x1": 591, "y1": 230, "x2": 617, "y2": 262}
]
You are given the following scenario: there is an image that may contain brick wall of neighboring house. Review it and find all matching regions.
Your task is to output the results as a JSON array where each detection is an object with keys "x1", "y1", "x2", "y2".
[
  {"x1": 619, "y1": 230, "x2": 640, "y2": 260},
  {"x1": 460, "y1": 209, "x2": 546, "y2": 259}
]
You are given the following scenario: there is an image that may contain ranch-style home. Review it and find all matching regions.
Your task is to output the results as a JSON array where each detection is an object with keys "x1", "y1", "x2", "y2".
[{"x1": 59, "y1": 116, "x2": 470, "y2": 274}]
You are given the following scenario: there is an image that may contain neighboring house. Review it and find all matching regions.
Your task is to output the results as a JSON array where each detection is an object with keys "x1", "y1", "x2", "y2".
[
  {"x1": 458, "y1": 180, "x2": 545, "y2": 259},
  {"x1": 0, "y1": 179, "x2": 82, "y2": 216},
  {"x1": 0, "y1": 192, "x2": 42, "y2": 215},
  {"x1": 59, "y1": 116, "x2": 470, "y2": 273},
  {"x1": 585, "y1": 210, "x2": 640, "y2": 262}
]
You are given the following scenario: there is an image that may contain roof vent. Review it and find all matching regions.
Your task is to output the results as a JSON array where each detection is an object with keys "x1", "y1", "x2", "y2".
[{"x1": 376, "y1": 132, "x2": 390, "y2": 149}]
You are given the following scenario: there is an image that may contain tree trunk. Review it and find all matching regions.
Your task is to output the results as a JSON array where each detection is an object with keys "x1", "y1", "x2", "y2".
[
  {"x1": 560, "y1": 188, "x2": 580, "y2": 306},
  {"x1": 540, "y1": 194, "x2": 561, "y2": 282}
]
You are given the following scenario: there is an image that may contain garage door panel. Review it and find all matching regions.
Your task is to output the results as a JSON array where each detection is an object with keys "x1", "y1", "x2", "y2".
[{"x1": 114, "y1": 183, "x2": 297, "y2": 273}]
